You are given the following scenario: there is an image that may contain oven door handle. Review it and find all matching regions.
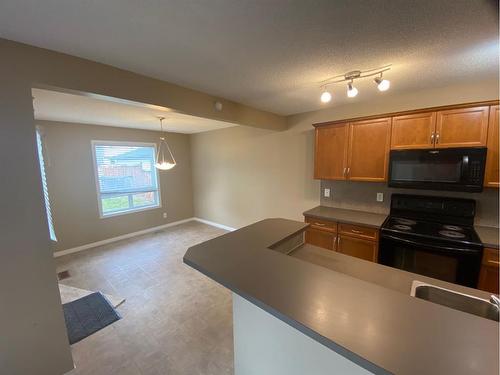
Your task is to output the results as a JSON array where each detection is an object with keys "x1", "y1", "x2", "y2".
[{"x1": 381, "y1": 234, "x2": 481, "y2": 255}]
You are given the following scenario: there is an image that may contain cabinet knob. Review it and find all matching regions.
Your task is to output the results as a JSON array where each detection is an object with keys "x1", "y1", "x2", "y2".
[
  {"x1": 435, "y1": 133, "x2": 440, "y2": 144},
  {"x1": 430, "y1": 133, "x2": 435, "y2": 144}
]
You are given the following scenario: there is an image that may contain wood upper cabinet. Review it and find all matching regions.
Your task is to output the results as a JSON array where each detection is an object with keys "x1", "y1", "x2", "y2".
[
  {"x1": 337, "y1": 234, "x2": 378, "y2": 262},
  {"x1": 347, "y1": 118, "x2": 392, "y2": 181},
  {"x1": 435, "y1": 106, "x2": 489, "y2": 148},
  {"x1": 391, "y1": 112, "x2": 436, "y2": 149},
  {"x1": 478, "y1": 248, "x2": 499, "y2": 294},
  {"x1": 314, "y1": 123, "x2": 349, "y2": 180},
  {"x1": 484, "y1": 105, "x2": 499, "y2": 188}
]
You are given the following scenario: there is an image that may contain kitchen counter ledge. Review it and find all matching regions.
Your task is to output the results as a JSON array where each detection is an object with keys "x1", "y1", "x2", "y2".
[{"x1": 183, "y1": 218, "x2": 499, "y2": 375}]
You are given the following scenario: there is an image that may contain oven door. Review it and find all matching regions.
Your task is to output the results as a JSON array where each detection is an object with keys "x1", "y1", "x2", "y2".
[
  {"x1": 379, "y1": 234, "x2": 482, "y2": 287},
  {"x1": 388, "y1": 147, "x2": 486, "y2": 192}
]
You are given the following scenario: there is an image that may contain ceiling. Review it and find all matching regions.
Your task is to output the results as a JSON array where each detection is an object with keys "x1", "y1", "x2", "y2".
[
  {"x1": 32, "y1": 88, "x2": 238, "y2": 134},
  {"x1": 3, "y1": 1, "x2": 499, "y2": 115}
]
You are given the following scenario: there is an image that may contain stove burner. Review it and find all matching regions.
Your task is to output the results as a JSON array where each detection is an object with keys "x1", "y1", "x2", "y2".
[
  {"x1": 395, "y1": 218, "x2": 416, "y2": 225},
  {"x1": 439, "y1": 230, "x2": 466, "y2": 239},
  {"x1": 393, "y1": 224, "x2": 412, "y2": 231},
  {"x1": 442, "y1": 225, "x2": 463, "y2": 231}
]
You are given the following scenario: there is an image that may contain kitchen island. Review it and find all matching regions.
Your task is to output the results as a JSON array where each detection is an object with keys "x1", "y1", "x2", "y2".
[{"x1": 183, "y1": 218, "x2": 499, "y2": 375}]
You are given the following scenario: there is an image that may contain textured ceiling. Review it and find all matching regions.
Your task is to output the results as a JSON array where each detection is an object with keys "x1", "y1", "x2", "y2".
[
  {"x1": 32, "y1": 88, "x2": 238, "y2": 134},
  {"x1": 2, "y1": 1, "x2": 499, "y2": 115}
]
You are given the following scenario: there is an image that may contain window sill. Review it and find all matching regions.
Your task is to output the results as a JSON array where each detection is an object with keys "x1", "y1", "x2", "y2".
[{"x1": 99, "y1": 203, "x2": 161, "y2": 219}]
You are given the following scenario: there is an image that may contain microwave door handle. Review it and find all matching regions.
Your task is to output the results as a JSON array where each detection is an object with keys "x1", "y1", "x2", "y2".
[
  {"x1": 382, "y1": 234, "x2": 479, "y2": 254},
  {"x1": 461, "y1": 155, "x2": 469, "y2": 180}
]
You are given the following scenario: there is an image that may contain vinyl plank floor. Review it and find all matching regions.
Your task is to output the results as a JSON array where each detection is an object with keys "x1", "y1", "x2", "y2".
[{"x1": 58, "y1": 221, "x2": 233, "y2": 375}]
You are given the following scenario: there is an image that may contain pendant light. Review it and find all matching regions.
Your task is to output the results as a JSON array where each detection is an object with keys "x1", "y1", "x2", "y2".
[{"x1": 155, "y1": 116, "x2": 176, "y2": 170}]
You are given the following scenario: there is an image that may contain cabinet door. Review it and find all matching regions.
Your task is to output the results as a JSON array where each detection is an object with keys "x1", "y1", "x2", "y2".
[
  {"x1": 478, "y1": 248, "x2": 499, "y2": 294},
  {"x1": 435, "y1": 106, "x2": 489, "y2": 148},
  {"x1": 337, "y1": 235, "x2": 378, "y2": 262},
  {"x1": 391, "y1": 112, "x2": 436, "y2": 149},
  {"x1": 484, "y1": 105, "x2": 499, "y2": 188},
  {"x1": 305, "y1": 228, "x2": 336, "y2": 251},
  {"x1": 314, "y1": 123, "x2": 349, "y2": 180},
  {"x1": 347, "y1": 118, "x2": 391, "y2": 182}
]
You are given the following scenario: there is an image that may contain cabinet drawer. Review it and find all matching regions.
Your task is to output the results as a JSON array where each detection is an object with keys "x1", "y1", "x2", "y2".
[
  {"x1": 305, "y1": 217, "x2": 337, "y2": 232},
  {"x1": 482, "y1": 248, "x2": 500, "y2": 268},
  {"x1": 337, "y1": 235, "x2": 378, "y2": 262},
  {"x1": 339, "y1": 223, "x2": 378, "y2": 240}
]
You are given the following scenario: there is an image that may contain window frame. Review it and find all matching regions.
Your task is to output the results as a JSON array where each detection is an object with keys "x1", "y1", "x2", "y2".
[{"x1": 91, "y1": 140, "x2": 162, "y2": 219}]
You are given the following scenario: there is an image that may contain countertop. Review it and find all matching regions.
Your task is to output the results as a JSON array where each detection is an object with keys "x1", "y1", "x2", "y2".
[
  {"x1": 475, "y1": 225, "x2": 500, "y2": 249},
  {"x1": 184, "y1": 218, "x2": 499, "y2": 375},
  {"x1": 303, "y1": 206, "x2": 387, "y2": 228}
]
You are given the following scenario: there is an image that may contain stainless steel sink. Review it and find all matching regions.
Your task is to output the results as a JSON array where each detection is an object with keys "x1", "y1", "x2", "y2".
[{"x1": 411, "y1": 281, "x2": 499, "y2": 322}]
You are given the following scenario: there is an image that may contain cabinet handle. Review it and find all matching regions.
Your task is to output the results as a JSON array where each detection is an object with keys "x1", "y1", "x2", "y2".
[
  {"x1": 435, "y1": 133, "x2": 440, "y2": 144},
  {"x1": 347, "y1": 167, "x2": 350, "y2": 176},
  {"x1": 351, "y1": 229, "x2": 363, "y2": 234},
  {"x1": 314, "y1": 222, "x2": 326, "y2": 226},
  {"x1": 430, "y1": 133, "x2": 435, "y2": 144},
  {"x1": 343, "y1": 167, "x2": 347, "y2": 177},
  {"x1": 487, "y1": 260, "x2": 500, "y2": 266}
]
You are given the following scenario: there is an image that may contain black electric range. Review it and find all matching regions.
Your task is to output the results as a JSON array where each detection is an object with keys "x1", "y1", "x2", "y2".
[{"x1": 379, "y1": 194, "x2": 483, "y2": 288}]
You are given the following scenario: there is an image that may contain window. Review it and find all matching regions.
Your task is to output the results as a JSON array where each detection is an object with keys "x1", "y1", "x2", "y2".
[
  {"x1": 36, "y1": 128, "x2": 57, "y2": 241},
  {"x1": 92, "y1": 141, "x2": 161, "y2": 217}
]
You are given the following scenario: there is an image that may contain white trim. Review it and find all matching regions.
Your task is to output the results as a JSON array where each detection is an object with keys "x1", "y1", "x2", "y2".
[
  {"x1": 193, "y1": 217, "x2": 236, "y2": 231},
  {"x1": 53, "y1": 218, "x2": 194, "y2": 258},
  {"x1": 53, "y1": 216, "x2": 236, "y2": 258}
]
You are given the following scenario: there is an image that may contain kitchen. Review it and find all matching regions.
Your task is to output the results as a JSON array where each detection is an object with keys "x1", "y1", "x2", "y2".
[{"x1": 185, "y1": 100, "x2": 499, "y2": 374}]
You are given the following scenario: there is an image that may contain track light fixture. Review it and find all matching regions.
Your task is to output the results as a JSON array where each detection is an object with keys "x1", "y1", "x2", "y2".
[
  {"x1": 319, "y1": 65, "x2": 391, "y2": 103},
  {"x1": 374, "y1": 74, "x2": 390, "y2": 91},
  {"x1": 347, "y1": 80, "x2": 358, "y2": 98},
  {"x1": 320, "y1": 89, "x2": 332, "y2": 103}
]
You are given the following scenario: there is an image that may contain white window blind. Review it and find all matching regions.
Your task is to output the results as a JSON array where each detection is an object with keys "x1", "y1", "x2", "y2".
[
  {"x1": 92, "y1": 142, "x2": 160, "y2": 217},
  {"x1": 36, "y1": 128, "x2": 57, "y2": 241}
]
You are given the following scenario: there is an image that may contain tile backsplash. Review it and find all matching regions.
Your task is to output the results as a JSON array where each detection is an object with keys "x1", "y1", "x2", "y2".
[{"x1": 320, "y1": 180, "x2": 499, "y2": 227}]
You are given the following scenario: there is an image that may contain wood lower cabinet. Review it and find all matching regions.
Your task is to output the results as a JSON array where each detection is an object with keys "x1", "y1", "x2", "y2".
[
  {"x1": 347, "y1": 117, "x2": 391, "y2": 182},
  {"x1": 435, "y1": 106, "x2": 489, "y2": 148},
  {"x1": 478, "y1": 248, "x2": 499, "y2": 294},
  {"x1": 484, "y1": 105, "x2": 499, "y2": 188},
  {"x1": 304, "y1": 216, "x2": 337, "y2": 251},
  {"x1": 305, "y1": 227, "x2": 337, "y2": 251},
  {"x1": 391, "y1": 112, "x2": 436, "y2": 149},
  {"x1": 337, "y1": 234, "x2": 378, "y2": 262},
  {"x1": 314, "y1": 123, "x2": 349, "y2": 180},
  {"x1": 304, "y1": 216, "x2": 378, "y2": 262}
]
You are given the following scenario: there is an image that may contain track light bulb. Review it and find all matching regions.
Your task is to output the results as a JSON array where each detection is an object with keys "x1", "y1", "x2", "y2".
[
  {"x1": 347, "y1": 82, "x2": 358, "y2": 98},
  {"x1": 320, "y1": 90, "x2": 332, "y2": 103},
  {"x1": 374, "y1": 76, "x2": 390, "y2": 91}
]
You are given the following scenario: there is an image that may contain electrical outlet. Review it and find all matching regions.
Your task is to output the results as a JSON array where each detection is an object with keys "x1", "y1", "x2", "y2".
[
  {"x1": 163, "y1": 212, "x2": 168, "y2": 219},
  {"x1": 376, "y1": 193, "x2": 384, "y2": 202},
  {"x1": 324, "y1": 188, "x2": 331, "y2": 198}
]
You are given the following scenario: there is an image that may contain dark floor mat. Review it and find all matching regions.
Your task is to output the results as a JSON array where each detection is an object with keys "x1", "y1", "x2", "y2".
[{"x1": 63, "y1": 292, "x2": 121, "y2": 344}]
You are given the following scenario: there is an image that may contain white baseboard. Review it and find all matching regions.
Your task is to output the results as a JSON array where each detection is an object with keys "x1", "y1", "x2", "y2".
[
  {"x1": 193, "y1": 217, "x2": 236, "y2": 232},
  {"x1": 53, "y1": 217, "x2": 195, "y2": 258},
  {"x1": 53, "y1": 216, "x2": 236, "y2": 258}
]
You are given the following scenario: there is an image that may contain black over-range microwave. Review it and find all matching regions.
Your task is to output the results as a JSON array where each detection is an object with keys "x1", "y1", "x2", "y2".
[{"x1": 388, "y1": 147, "x2": 487, "y2": 192}]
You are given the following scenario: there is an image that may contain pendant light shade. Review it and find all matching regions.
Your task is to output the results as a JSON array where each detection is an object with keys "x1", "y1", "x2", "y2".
[{"x1": 155, "y1": 117, "x2": 176, "y2": 170}]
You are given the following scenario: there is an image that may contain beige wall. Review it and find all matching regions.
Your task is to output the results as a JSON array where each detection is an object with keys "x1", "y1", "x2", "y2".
[
  {"x1": 38, "y1": 121, "x2": 194, "y2": 252},
  {"x1": 191, "y1": 124, "x2": 319, "y2": 228},
  {"x1": 192, "y1": 80, "x2": 499, "y2": 229},
  {"x1": 0, "y1": 38, "x2": 282, "y2": 375}
]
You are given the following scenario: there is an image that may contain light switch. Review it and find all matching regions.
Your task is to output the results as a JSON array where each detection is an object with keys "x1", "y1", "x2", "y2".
[
  {"x1": 324, "y1": 188, "x2": 331, "y2": 198},
  {"x1": 376, "y1": 193, "x2": 384, "y2": 202}
]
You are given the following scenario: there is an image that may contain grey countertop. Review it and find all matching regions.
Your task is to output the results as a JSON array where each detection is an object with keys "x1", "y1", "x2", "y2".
[
  {"x1": 475, "y1": 225, "x2": 500, "y2": 249},
  {"x1": 303, "y1": 206, "x2": 387, "y2": 228},
  {"x1": 184, "y1": 218, "x2": 499, "y2": 375}
]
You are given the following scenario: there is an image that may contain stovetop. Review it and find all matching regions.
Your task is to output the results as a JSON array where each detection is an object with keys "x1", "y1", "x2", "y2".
[{"x1": 381, "y1": 215, "x2": 482, "y2": 246}]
